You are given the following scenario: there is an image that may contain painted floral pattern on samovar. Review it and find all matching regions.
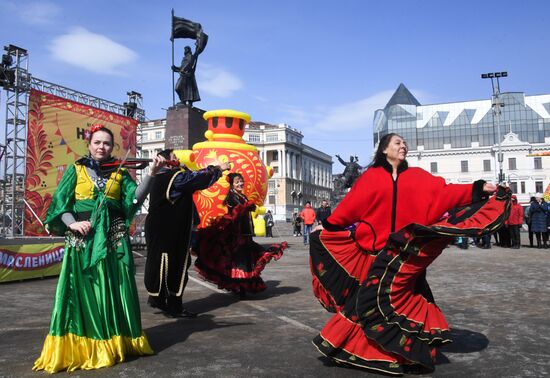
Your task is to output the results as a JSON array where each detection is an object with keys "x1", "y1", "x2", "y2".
[{"x1": 175, "y1": 109, "x2": 272, "y2": 228}]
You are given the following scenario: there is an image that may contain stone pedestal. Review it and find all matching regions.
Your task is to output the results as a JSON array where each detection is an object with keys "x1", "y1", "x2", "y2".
[{"x1": 165, "y1": 105, "x2": 207, "y2": 150}]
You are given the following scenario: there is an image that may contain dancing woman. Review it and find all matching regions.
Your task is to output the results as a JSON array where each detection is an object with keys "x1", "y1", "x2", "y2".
[
  {"x1": 194, "y1": 173, "x2": 286, "y2": 298},
  {"x1": 310, "y1": 133, "x2": 510, "y2": 375},
  {"x1": 33, "y1": 125, "x2": 165, "y2": 373}
]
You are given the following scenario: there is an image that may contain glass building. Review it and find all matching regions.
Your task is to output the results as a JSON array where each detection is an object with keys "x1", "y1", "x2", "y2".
[
  {"x1": 374, "y1": 84, "x2": 550, "y2": 150},
  {"x1": 373, "y1": 84, "x2": 550, "y2": 203}
]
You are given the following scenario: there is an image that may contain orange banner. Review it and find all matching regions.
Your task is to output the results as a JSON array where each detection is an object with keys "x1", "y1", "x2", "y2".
[{"x1": 24, "y1": 89, "x2": 137, "y2": 236}]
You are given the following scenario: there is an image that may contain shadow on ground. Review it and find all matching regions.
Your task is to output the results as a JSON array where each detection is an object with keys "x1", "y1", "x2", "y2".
[{"x1": 145, "y1": 314, "x2": 251, "y2": 353}]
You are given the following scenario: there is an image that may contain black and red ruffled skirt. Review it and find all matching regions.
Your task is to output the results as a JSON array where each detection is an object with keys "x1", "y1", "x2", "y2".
[
  {"x1": 310, "y1": 187, "x2": 510, "y2": 375},
  {"x1": 194, "y1": 204, "x2": 287, "y2": 294}
]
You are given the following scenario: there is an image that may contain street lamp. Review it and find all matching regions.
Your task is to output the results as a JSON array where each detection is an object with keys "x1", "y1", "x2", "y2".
[{"x1": 481, "y1": 71, "x2": 507, "y2": 184}]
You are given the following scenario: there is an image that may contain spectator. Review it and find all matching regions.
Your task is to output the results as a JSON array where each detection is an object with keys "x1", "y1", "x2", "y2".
[
  {"x1": 316, "y1": 200, "x2": 332, "y2": 225},
  {"x1": 529, "y1": 194, "x2": 547, "y2": 248},
  {"x1": 264, "y1": 210, "x2": 274, "y2": 237},
  {"x1": 507, "y1": 195, "x2": 524, "y2": 249},
  {"x1": 299, "y1": 201, "x2": 316, "y2": 245},
  {"x1": 292, "y1": 212, "x2": 302, "y2": 236},
  {"x1": 524, "y1": 197, "x2": 535, "y2": 247}
]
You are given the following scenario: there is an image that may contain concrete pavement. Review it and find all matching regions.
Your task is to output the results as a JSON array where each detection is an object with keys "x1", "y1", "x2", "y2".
[{"x1": 1, "y1": 224, "x2": 549, "y2": 377}]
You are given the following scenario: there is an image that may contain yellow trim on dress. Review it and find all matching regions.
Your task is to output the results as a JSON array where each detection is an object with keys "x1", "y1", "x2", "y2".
[{"x1": 33, "y1": 332, "x2": 153, "y2": 373}]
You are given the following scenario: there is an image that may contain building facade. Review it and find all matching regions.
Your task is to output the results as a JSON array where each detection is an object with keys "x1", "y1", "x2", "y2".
[
  {"x1": 137, "y1": 118, "x2": 333, "y2": 221},
  {"x1": 138, "y1": 118, "x2": 166, "y2": 166},
  {"x1": 244, "y1": 122, "x2": 333, "y2": 221},
  {"x1": 374, "y1": 84, "x2": 550, "y2": 204}
]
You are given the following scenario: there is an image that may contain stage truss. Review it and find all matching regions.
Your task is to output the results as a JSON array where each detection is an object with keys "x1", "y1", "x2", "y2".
[{"x1": 0, "y1": 44, "x2": 145, "y2": 238}]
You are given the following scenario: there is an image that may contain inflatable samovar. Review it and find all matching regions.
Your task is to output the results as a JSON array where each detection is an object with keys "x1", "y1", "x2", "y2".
[{"x1": 174, "y1": 109, "x2": 273, "y2": 229}]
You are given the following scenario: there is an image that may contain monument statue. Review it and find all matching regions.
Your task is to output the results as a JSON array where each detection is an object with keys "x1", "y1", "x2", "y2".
[
  {"x1": 172, "y1": 46, "x2": 200, "y2": 106},
  {"x1": 335, "y1": 154, "x2": 362, "y2": 189},
  {"x1": 171, "y1": 12, "x2": 209, "y2": 107}
]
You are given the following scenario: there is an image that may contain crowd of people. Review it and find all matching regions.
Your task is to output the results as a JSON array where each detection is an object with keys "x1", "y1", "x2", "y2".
[
  {"x1": 456, "y1": 193, "x2": 550, "y2": 250},
  {"x1": 33, "y1": 125, "x2": 512, "y2": 376}
]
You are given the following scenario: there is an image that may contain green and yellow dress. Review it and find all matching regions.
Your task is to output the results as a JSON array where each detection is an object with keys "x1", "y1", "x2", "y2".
[{"x1": 33, "y1": 162, "x2": 153, "y2": 373}]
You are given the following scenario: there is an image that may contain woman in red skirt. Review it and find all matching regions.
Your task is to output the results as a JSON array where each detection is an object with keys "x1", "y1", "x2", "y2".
[
  {"x1": 310, "y1": 133, "x2": 510, "y2": 375},
  {"x1": 195, "y1": 173, "x2": 286, "y2": 298}
]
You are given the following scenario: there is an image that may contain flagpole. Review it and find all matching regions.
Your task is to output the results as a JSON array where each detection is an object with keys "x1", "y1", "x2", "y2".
[{"x1": 171, "y1": 8, "x2": 175, "y2": 107}]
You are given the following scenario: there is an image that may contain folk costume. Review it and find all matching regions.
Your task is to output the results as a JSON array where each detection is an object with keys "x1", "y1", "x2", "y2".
[
  {"x1": 310, "y1": 160, "x2": 510, "y2": 375},
  {"x1": 194, "y1": 188, "x2": 287, "y2": 295},
  {"x1": 34, "y1": 157, "x2": 154, "y2": 373},
  {"x1": 144, "y1": 165, "x2": 223, "y2": 315}
]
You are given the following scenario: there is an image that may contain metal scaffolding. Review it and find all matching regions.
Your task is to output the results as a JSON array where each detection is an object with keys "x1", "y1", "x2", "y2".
[
  {"x1": 1, "y1": 45, "x2": 30, "y2": 237},
  {"x1": 0, "y1": 44, "x2": 145, "y2": 238}
]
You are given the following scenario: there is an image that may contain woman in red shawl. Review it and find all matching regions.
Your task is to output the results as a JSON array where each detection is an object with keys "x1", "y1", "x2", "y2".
[{"x1": 309, "y1": 133, "x2": 510, "y2": 375}]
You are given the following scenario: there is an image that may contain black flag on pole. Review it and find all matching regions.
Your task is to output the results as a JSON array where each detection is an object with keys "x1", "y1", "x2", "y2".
[
  {"x1": 196, "y1": 31, "x2": 209, "y2": 54},
  {"x1": 171, "y1": 16, "x2": 202, "y2": 41}
]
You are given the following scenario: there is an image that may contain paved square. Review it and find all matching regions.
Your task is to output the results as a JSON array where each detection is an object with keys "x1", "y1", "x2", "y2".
[{"x1": 1, "y1": 226, "x2": 549, "y2": 377}]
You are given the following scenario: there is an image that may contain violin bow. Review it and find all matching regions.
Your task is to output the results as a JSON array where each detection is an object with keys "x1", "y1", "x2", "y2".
[{"x1": 89, "y1": 149, "x2": 132, "y2": 228}]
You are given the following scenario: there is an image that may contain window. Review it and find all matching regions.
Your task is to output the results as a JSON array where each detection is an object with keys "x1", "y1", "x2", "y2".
[
  {"x1": 430, "y1": 162, "x2": 437, "y2": 173},
  {"x1": 142, "y1": 133, "x2": 148, "y2": 141},
  {"x1": 266, "y1": 133, "x2": 278, "y2": 142},
  {"x1": 272, "y1": 151, "x2": 278, "y2": 161},
  {"x1": 509, "y1": 182, "x2": 518, "y2": 193},
  {"x1": 521, "y1": 181, "x2": 526, "y2": 194},
  {"x1": 155, "y1": 131, "x2": 162, "y2": 140},
  {"x1": 536, "y1": 181, "x2": 544, "y2": 193},
  {"x1": 508, "y1": 157, "x2": 517, "y2": 170},
  {"x1": 460, "y1": 160, "x2": 468, "y2": 173},
  {"x1": 268, "y1": 195, "x2": 275, "y2": 204},
  {"x1": 483, "y1": 159, "x2": 491, "y2": 172},
  {"x1": 142, "y1": 150, "x2": 149, "y2": 158},
  {"x1": 534, "y1": 157, "x2": 542, "y2": 170},
  {"x1": 248, "y1": 134, "x2": 260, "y2": 142}
]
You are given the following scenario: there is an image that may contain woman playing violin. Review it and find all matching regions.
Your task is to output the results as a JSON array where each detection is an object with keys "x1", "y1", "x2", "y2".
[{"x1": 33, "y1": 124, "x2": 165, "y2": 373}]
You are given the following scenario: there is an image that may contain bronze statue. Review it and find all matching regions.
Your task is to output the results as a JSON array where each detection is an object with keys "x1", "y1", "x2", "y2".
[
  {"x1": 335, "y1": 154, "x2": 362, "y2": 189},
  {"x1": 171, "y1": 13, "x2": 208, "y2": 107},
  {"x1": 172, "y1": 46, "x2": 200, "y2": 106}
]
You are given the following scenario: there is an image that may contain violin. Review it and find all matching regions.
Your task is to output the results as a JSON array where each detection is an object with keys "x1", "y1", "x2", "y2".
[{"x1": 99, "y1": 157, "x2": 180, "y2": 173}]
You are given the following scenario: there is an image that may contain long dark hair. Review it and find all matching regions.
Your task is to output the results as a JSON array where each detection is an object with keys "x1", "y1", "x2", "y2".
[
  {"x1": 227, "y1": 172, "x2": 244, "y2": 189},
  {"x1": 371, "y1": 132, "x2": 403, "y2": 167},
  {"x1": 224, "y1": 172, "x2": 245, "y2": 206}
]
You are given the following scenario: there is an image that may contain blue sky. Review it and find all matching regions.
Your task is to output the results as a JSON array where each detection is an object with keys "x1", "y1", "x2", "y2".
[{"x1": 1, "y1": 0, "x2": 550, "y2": 172}]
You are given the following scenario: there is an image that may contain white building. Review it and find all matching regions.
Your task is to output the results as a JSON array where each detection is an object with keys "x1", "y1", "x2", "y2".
[
  {"x1": 374, "y1": 84, "x2": 550, "y2": 204},
  {"x1": 138, "y1": 119, "x2": 166, "y2": 165},
  {"x1": 245, "y1": 122, "x2": 333, "y2": 221}
]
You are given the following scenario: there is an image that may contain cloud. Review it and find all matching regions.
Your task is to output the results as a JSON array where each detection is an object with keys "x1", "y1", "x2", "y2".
[
  {"x1": 198, "y1": 65, "x2": 243, "y2": 97},
  {"x1": 48, "y1": 27, "x2": 138, "y2": 75},
  {"x1": 314, "y1": 90, "x2": 395, "y2": 132},
  {"x1": 253, "y1": 95, "x2": 269, "y2": 102},
  {"x1": 19, "y1": 1, "x2": 61, "y2": 25},
  {"x1": 279, "y1": 104, "x2": 314, "y2": 126}
]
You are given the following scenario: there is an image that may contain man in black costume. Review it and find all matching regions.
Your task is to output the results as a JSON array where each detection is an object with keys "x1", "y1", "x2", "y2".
[{"x1": 144, "y1": 149, "x2": 231, "y2": 317}]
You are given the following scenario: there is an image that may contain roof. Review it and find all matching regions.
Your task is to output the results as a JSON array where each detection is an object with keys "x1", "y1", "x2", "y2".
[{"x1": 385, "y1": 83, "x2": 421, "y2": 108}]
